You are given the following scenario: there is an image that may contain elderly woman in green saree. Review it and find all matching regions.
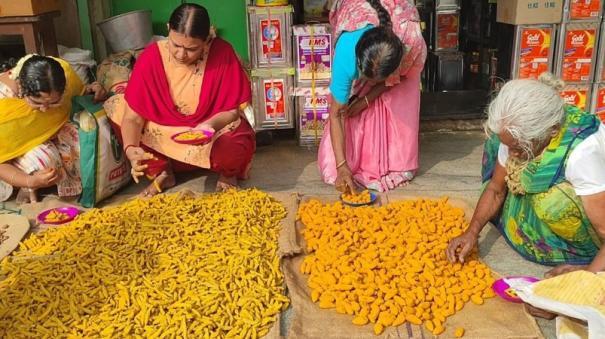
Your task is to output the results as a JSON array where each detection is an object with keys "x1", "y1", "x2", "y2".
[{"x1": 446, "y1": 74, "x2": 605, "y2": 316}]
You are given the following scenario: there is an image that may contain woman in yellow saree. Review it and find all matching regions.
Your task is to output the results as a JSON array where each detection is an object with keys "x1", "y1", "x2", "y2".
[{"x1": 0, "y1": 55, "x2": 106, "y2": 203}]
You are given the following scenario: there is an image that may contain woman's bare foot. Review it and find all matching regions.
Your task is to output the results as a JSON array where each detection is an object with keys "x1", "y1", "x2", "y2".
[
  {"x1": 139, "y1": 171, "x2": 176, "y2": 198},
  {"x1": 16, "y1": 188, "x2": 37, "y2": 204},
  {"x1": 216, "y1": 174, "x2": 238, "y2": 192},
  {"x1": 524, "y1": 304, "x2": 557, "y2": 320}
]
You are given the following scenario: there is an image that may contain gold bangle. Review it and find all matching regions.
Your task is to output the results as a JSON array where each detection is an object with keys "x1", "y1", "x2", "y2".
[
  {"x1": 336, "y1": 160, "x2": 347, "y2": 169},
  {"x1": 364, "y1": 96, "x2": 370, "y2": 107}
]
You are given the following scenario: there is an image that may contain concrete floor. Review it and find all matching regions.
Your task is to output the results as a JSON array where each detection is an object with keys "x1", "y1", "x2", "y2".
[{"x1": 6, "y1": 131, "x2": 557, "y2": 338}]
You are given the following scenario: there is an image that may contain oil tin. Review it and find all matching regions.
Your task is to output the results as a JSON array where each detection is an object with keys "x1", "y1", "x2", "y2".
[
  {"x1": 555, "y1": 21, "x2": 601, "y2": 83},
  {"x1": 251, "y1": 68, "x2": 295, "y2": 130},
  {"x1": 435, "y1": 0, "x2": 460, "y2": 9},
  {"x1": 511, "y1": 24, "x2": 557, "y2": 79},
  {"x1": 434, "y1": 9, "x2": 460, "y2": 51},
  {"x1": 255, "y1": 0, "x2": 289, "y2": 6},
  {"x1": 560, "y1": 83, "x2": 592, "y2": 111},
  {"x1": 590, "y1": 83, "x2": 605, "y2": 120},
  {"x1": 247, "y1": 6, "x2": 294, "y2": 68},
  {"x1": 595, "y1": 21, "x2": 605, "y2": 83},
  {"x1": 563, "y1": 0, "x2": 603, "y2": 21}
]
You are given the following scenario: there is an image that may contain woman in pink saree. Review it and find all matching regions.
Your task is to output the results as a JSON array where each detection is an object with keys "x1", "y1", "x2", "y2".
[{"x1": 318, "y1": 0, "x2": 427, "y2": 192}]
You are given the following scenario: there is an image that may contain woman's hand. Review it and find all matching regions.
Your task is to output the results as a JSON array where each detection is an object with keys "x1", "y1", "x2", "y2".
[
  {"x1": 340, "y1": 96, "x2": 368, "y2": 118},
  {"x1": 194, "y1": 122, "x2": 216, "y2": 134},
  {"x1": 85, "y1": 82, "x2": 108, "y2": 102},
  {"x1": 446, "y1": 230, "x2": 479, "y2": 263},
  {"x1": 30, "y1": 168, "x2": 61, "y2": 189},
  {"x1": 125, "y1": 146, "x2": 154, "y2": 183},
  {"x1": 544, "y1": 264, "x2": 587, "y2": 278},
  {"x1": 335, "y1": 164, "x2": 358, "y2": 194}
]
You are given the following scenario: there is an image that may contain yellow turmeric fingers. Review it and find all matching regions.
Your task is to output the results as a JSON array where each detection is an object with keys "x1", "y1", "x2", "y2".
[
  {"x1": 298, "y1": 197, "x2": 495, "y2": 336},
  {"x1": 341, "y1": 190, "x2": 372, "y2": 204},
  {"x1": 0, "y1": 189, "x2": 289, "y2": 338}
]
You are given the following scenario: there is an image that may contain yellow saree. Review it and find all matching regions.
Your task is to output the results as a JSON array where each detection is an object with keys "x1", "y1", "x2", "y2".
[{"x1": 0, "y1": 57, "x2": 84, "y2": 163}]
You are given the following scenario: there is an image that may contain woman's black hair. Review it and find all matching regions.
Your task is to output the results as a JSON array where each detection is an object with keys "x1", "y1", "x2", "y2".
[
  {"x1": 356, "y1": 0, "x2": 404, "y2": 80},
  {"x1": 0, "y1": 58, "x2": 17, "y2": 73},
  {"x1": 17, "y1": 55, "x2": 66, "y2": 98},
  {"x1": 168, "y1": 3, "x2": 211, "y2": 40}
]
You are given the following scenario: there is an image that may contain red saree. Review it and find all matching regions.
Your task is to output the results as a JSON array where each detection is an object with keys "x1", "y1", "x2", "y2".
[{"x1": 116, "y1": 38, "x2": 255, "y2": 179}]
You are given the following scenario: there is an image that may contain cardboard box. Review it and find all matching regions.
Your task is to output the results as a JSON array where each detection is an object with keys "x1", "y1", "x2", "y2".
[
  {"x1": 294, "y1": 87, "x2": 330, "y2": 147},
  {"x1": 0, "y1": 0, "x2": 60, "y2": 17},
  {"x1": 293, "y1": 24, "x2": 332, "y2": 84},
  {"x1": 497, "y1": 0, "x2": 563, "y2": 25}
]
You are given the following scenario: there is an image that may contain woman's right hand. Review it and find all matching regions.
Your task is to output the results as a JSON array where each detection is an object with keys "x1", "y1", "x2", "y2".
[
  {"x1": 335, "y1": 164, "x2": 358, "y2": 194},
  {"x1": 446, "y1": 230, "x2": 479, "y2": 264},
  {"x1": 125, "y1": 146, "x2": 154, "y2": 183},
  {"x1": 30, "y1": 168, "x2": 61, "y2": 189}
]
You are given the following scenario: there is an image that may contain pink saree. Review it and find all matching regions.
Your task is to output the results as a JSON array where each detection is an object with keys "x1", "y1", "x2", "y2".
[{"x1": 318, "y1": 0, "x2": 427, "y2": 192}]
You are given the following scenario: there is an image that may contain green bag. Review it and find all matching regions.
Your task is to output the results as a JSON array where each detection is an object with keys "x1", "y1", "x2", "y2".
[{"x1": 71, "y1": 95, "x2": 131, "y2": 207}]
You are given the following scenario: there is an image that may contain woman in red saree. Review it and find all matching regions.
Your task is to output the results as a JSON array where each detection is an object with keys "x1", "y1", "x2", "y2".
[{"x1": 107, "y1": 3, "x2": 255, "y2": 195}]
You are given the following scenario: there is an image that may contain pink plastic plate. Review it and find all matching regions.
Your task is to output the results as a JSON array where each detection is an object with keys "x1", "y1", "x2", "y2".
[
  {"x1": 37, "y1": 207, "x2": 80, "y2": 225},
  {"x1": 492, "y1": 276, "x2": 540, "y2": 303},
  {"x1": 171, "y1": 129, "x2": 214, "y2": 145}
]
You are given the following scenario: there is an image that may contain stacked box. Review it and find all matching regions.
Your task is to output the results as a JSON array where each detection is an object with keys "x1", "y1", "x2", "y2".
[
  {"x1": 560, "y1": 84, "x2": 592, "y2": 111},
  {"x1": 511, "y1": 25, "x2": 557, "y2": 79},
  {"x1": 564, "y1": 0, "x2": 603, "y2": 21},
  {"x1": 591, "y1": 83, "x2": 605, "y2": 120},
  {"x1": 434, "y1": 9, "x2": 460, "y2": 51},
  {"x1": 554, "y1": 21, "x2": 601, "y2": 83},
  {"x1": 251, "y1": 69, "x2": 295, "y2": 130},
  {"x1": 293, "y1": 24, "x2": 332, "y2": 85},
  {"x1": 294, "y1": 87, "x2": 331, "y2": 147},
  {"x1": 293, "y1": 24, "x2": 333, "y2": 147},
  {"x1": 597, "y1": 22, "x2": 605, "y2": 83},
  {"x1": 248, "y1": 6, "x2": 294, "y2": 68},
  {"x1": 591, "y1": 20, "x2": 605, "y2": 118},
  {"x1": 435, "y1": 0, "x2": 460, "y2": 9},
  {"x1": 247, "y1": 5, "x2": 295, "y2": 131}
]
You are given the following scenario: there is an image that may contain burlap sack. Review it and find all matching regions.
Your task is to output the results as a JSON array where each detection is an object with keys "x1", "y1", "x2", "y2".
[{"x1": 283, "y1": 193, "x2": 544, "y2": 339}]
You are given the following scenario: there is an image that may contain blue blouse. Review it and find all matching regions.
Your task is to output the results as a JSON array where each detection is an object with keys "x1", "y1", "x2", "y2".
[{"x1": 329, "y1": 25, "x2": 374, "y2": 104}]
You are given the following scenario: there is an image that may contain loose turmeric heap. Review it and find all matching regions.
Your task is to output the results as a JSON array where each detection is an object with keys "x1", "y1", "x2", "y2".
[
  {"x1": 174, "y1": 130, "x2": 209, "y2": 142},
  {"x1": 44, "y1": 210, "x2": 70, "y2": 223},
  {"x1": 341, "y1": 190, "x2": 372, "y2": 205},
  {"x1": 0, "y1": 190, "x2": 289, "y2": 338},
  {"x1": 298, "y1": 197, "x2": 495, "y2": 336}
]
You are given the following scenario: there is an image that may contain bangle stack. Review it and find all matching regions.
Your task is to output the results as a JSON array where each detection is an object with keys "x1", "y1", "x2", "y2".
[{"x1": 336, "y1": 160, "x2": 347, "y2": 169}]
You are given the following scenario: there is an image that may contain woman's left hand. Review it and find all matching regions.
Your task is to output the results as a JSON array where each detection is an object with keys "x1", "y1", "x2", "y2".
[
  {"x1": 341, "y1": 96, "x2": 369, "y2": 117},
  {"x1": 85, "y1": 82, "x2": 108, "y2": 102}
]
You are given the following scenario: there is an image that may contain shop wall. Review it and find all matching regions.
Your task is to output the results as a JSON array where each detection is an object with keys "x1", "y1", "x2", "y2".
[{"x1": 111, "y1": 0, "x2": 249, "y2": 61}]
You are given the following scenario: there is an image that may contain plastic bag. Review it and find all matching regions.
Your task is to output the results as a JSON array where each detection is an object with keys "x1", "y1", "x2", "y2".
[{"x1": 71, "y1": 95, "x2": 131, "y2": 207}]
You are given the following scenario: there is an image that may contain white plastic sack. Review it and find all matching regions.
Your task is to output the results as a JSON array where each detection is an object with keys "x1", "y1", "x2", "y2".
[
  {"x1": 510, "y1": 271, "x2": 605, "y2": 339},
  {"x1": 58, "y1": 45, "x2": 96, "y2": 84}
]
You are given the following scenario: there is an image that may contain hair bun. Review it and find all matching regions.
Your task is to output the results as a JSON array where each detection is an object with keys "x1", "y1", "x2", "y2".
[{"x1": 538, "y1": 72, "x2": 565, "y2": 91}]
